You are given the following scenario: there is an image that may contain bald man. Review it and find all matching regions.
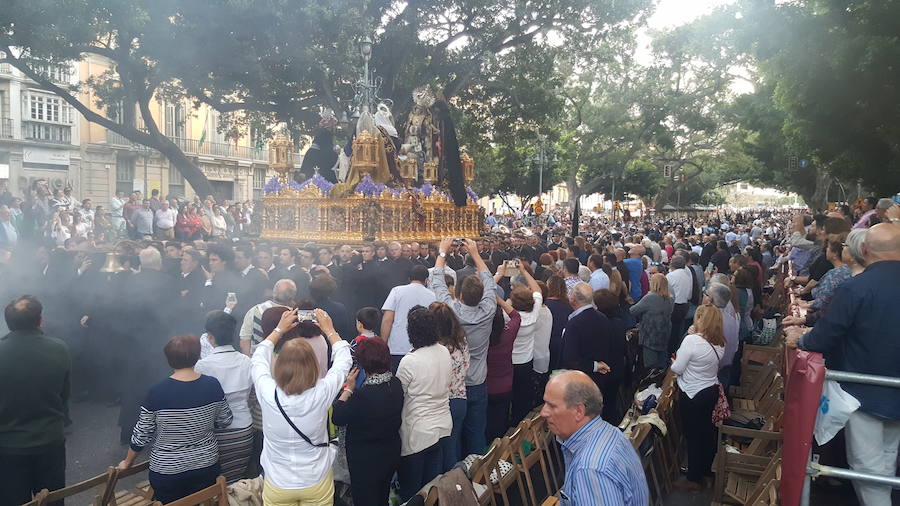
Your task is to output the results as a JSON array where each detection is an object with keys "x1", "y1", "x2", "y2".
[
  {"x1": 541, "y1": 371, "x2": 648, "y2": 505},
  {"x1": 239, "y1": 279, "x2": 298, "y2": 355},
  {"x1": 786, "y1": 223, "x2": 900, "y2": 506}
]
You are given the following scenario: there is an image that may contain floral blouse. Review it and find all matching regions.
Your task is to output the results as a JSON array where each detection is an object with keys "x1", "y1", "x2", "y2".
[
  {"x1": 448, "y1": 342, "x2": 470, "y2": 400},
  {"x1": 811, "y1": 264, "x2": 852, "y2": 311}
]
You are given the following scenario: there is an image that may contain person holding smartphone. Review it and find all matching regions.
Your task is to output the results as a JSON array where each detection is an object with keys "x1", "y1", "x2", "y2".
[{"x1": 251, "y1": 307, "x2": 351, "y2": 505}]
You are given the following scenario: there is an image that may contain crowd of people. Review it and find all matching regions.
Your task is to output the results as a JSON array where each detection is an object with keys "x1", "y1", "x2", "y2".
[
  {"x1": 0, "y1": 180, "x2": 258, "y2": 248},
  {"x1": 0, "y1": 182, "x2": 898, "y2": 506}
]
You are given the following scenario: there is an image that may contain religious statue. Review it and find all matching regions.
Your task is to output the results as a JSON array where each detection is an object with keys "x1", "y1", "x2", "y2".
[
  {"x1": 297, "y1": 109, "x2": 340, "y2": 183},
  {"x1": 331, "y1": 102, "x2": 402, "y2": 197}
]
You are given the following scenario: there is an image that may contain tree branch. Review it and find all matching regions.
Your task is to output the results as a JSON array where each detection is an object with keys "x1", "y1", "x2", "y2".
[{"x1": 1, "y1": 45, "x2": 155, "y2": 146}]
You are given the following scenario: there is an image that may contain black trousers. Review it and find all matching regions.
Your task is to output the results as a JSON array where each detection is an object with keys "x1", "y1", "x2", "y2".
[
  {"x1": 347, "y1": 440, "x2": 401, "y2": 506},
  {"x1": 669, "y1": 303, "x2": 689, "y2": 354},
  {"x1": 511, "y1": 361, "x2": 535, "y2": 425},
  {"x1": 149, "y1": 463, "x2": 219, "y2": 504},
  {"x1": 0, "y1": 442, "x2": 66, "y2": 506},
  {"x1": 486, "y1": 391, "x2": 513, "y2": 443},
  {"x1": 679, "y1": 385, "x2": 719, "y2": 483}
]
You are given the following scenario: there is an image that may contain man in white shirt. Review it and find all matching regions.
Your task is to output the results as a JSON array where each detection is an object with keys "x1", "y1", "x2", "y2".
[
  {"x1": 665, "y1": 254, "x2": 693, "y2": 353},
  {"x1": 381, "y1": 264, "x2": 436, "y2": 372},
  {"x1": 110, "y1": 191, "x2": 126, "y2": 233},
  {"x1": 587, "y1": 254, "x2": 609, "y2": 291},
  {"x1": 154, "y1": 200, "x2": 177, "y2": 239}
]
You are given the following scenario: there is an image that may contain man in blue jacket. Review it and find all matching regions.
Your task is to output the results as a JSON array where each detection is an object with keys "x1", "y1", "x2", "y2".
[{"x1": 787, "y1": 223, "x2": 900, "y2": 506}]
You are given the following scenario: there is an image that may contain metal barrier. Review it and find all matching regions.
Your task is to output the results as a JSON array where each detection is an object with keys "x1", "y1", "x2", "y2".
[{"x1": 799, "y1": 369, "x2": 900, "y2": 505}]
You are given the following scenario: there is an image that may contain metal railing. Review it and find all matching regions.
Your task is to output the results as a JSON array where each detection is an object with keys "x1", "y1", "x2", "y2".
[
  {"x1": 105, "y1": 129, "x2": 301, "y2": 166},
  {"x1": 800, "y1": 369, "x2": 900, "y2": 505},
  {"x1": 0, "y1": 117, "x2": 13, "y2": 139}
]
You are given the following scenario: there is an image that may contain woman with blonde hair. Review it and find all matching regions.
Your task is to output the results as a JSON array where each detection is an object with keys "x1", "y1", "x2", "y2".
[
  {"x1": 671, "y1": 304, "x2": 726, "y2": 491},
  {"x1": 630, "y1": 273, "x2": 674, "y2": 369},
  {"x1": 252, "y1": 308, "x2": 351, "y2": 505}
]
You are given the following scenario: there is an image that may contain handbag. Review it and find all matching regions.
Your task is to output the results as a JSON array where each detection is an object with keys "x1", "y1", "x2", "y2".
[
  {"x1": 274, "y1": 390, "x2": 336, "y2": 447},
  {"x1": 707, "y1": 342, "x2": 731, "y2": 426}
]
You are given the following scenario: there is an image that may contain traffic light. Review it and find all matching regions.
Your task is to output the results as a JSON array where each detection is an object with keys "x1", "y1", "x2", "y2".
[{"x1": 664, "y1": 164, "x2": 672, "y2": 178}]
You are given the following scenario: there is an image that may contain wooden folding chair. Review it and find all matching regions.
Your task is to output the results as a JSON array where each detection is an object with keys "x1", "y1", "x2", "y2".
[
  {"x1": 713, "y1": 434, "x2": 782, "y2": 504},
  {"x1": 731, "y1": 364, "x2": 777, "y2": 402},
  {"x1": 495, "y1": 436, "x2": 529, "y2": 506},
  {"x1": 508, "y1": 419, "x2": 555, "y2": 506},
  {"x1": 29, "y1": 468, "x2": 116, "y2": 506},
  {"x1": 21, "y1": 489, "x2": 49, "y2": 506},
  {"x1": 471, "y1": 439, "x2": 501, "y2": 506},
  {"x1": 629, "y1": 423, "x2": 663, "y2": 506},
  {"x1": 107, "y1": 461, "x2": 154, "y2": 506},
  {"x1": 529, "y1": 411, "x2": 564, "y2": 488},
  {"x1": 527, "y1": 416, "x2": 560, "y2": 494},
  {"x1": 158, "y1": 476, "x2": 228, "y2": 506}
]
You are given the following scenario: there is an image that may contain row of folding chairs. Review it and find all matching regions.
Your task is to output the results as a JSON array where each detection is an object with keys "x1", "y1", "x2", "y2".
[
  {"x1": 23, "y1": 461, "x2": 154, "y2": 506},
  {"x1": 418, "y1": 407, "x2": 565, "y2": 506},
  {"x1": 23, "y1": 463, "x2": 231, "y2": 506}
]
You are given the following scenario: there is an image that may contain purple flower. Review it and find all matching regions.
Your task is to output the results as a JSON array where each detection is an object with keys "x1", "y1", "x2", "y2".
[
  {"x1": 354, "y1": 176, "x2": 384, "y2": 197},
  {"x1": 297, "y1": 173, "x2": 335, "y2": 194},
  {"x1": 466, "y1": 186, "x2": 479, "y2": 202},
  {"x1": 420, "y1": 181, "x2": 434, "y2": 197},
  {"x1": 263, "y1": 176, "x2": 285, "y2": 195}
]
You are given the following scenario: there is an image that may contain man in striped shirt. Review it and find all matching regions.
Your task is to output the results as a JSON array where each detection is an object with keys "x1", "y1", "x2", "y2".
[
  {"x1": 238, "y1": 278, "x2": 297, "y2": 355},
  {"x1": 541, "y1": 371, "x2": 648, "y2": 505}
]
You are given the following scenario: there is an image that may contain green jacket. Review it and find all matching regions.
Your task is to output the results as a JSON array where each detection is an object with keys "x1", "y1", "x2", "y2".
[{"x1": 0, "y1": 329, "x2": 71, "y2": 453}]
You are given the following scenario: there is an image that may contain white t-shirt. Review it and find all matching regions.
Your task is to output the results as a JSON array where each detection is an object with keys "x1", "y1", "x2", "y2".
[
  {"x1": 382, "y1": 282, "x2": 437, "y2": 355},
  {"x1": 671, "y1": 333, "x2": 723, "y2": 399},
  {"x1": 666, "y1": 268, "x2": 693, "y2": 304},
  {"x1": 511, "y1": 292, "x2": 543, "y2": 365},
  {"x1": 531, "y1": 305, "x2": 553, "y2": 374}
]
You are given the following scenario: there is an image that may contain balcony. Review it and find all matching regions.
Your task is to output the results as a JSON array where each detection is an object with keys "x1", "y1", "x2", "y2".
[
  {"x1": 22, "y1": 120, "x2": 71, "y2": 144},
  {"x1": 105, "y1": 129, "x2": 299, "y2": 164},
  {"x1": 0, "y1": 118, "x2": 12, "y2": 139}
]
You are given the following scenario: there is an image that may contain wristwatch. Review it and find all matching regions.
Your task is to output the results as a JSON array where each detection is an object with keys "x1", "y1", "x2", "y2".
[
  {"x1": 890, "y1": 218, "x2": 900, "y2": 223},
  {"x1": 439, "y1": 251, "x2": 447, "y2": 258},
  {"x1": 273, "y1": 327, "x2": 283, "y2": 334}
]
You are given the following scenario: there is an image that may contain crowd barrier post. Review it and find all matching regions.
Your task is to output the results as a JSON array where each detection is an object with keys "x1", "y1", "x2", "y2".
[{"x1": 795, "y1": 369, "x2": 900, "y2": 506}]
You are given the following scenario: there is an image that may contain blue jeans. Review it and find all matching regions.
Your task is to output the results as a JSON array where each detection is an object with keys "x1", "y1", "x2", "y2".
[
  {"x1": 462, "y1": 383, "x2": 488, "y2": 455},
  {"x1": 398, "y1": 439, "x2": 445, "y2": 502},
  {"x1": 442, "y1": 398, "x2": 468, "y2": 471}
]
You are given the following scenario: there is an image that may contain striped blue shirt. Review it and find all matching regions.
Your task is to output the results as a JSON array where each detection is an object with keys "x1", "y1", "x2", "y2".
[{"x1": 559, "y1": 416, "x2": 649, "y2": 506}]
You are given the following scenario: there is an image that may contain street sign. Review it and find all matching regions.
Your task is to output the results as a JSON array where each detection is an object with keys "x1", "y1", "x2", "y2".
[{"x1": 799, "y1": 159, "x2": 809, "y2": 168}]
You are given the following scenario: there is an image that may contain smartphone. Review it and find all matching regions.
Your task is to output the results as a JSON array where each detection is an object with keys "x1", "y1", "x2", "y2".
[
  {"x1": 225, "y1": 292, "x2": 237, "y2": 306},
  {"x1": 505, "y1": 259, "x2": 520, "y2": 278},
  {"x1": 297, "y1": 310, "x2": 318, "y2": 323}
]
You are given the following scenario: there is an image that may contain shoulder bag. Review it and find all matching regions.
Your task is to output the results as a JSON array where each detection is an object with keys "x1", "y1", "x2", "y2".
[{"x1": 274, "y1": 390, "x2": 336, "y2": 447}]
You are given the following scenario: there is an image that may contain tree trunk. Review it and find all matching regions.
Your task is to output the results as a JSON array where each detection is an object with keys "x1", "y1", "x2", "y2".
[
  {"x1": 567, "y1": 174, "x2": 581, "y2": 236},
  {"x1": 155, "y1": 138, "x2": 215, "y2": 198},
  {"x1": 807, "y1": 168, "x2": 831, "y2": 211}
]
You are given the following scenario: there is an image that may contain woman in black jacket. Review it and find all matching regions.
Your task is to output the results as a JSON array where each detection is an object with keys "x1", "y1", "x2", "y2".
[{"x1": 332, "y1": 337, "x2": 404, "y2": 506}]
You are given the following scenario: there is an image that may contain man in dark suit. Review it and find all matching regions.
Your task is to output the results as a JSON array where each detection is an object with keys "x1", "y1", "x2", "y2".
[
  {"x1": 381, "y1": 241, "x2": 413, "y2": 296},
  {"x1": 342, "y1": 244, "x2": 384, "y2": 313},
  {"x1": 560, "y1": 282, "x2": 612, "y2": 390},
  {"x1": 119, "y1": 247, "x2": 179, "y2": 443},
  {"x1": 274, "y1": 246, "x2": 310, "y2": 299},
  {"x1": 233, "y1": 244, "x2": 269, "y2": 317}
]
